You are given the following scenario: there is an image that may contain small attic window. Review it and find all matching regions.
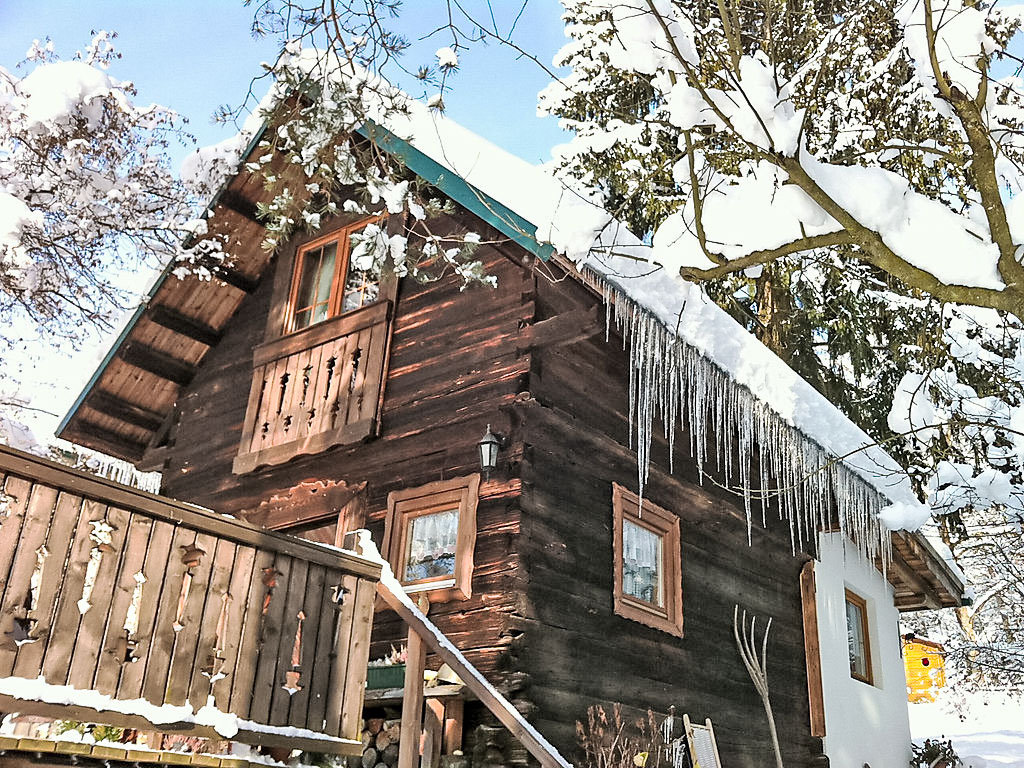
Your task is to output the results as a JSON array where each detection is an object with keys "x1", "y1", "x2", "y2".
[{"x1": 287, "y1": 216, "x2": 385, "y2": 333}]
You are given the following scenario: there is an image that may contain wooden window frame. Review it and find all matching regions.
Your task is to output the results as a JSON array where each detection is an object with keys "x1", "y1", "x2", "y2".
[
  {"x1": 285, "y1": 214, "x2": 387, "y2": 334},
  {"x1": 612, "y1": 483, "x2": 683, "y2": 637},
  {"x1": 845, "y1": 588, "x2": 874, "y2": 685},
  {"x1": 383, "y1": 475, "x2": 480, "y2": 603}
]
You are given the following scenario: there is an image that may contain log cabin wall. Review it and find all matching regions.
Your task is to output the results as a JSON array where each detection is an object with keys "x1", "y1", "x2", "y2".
[
  {"x1": 513, "y1": 268, "x2": 826, "y2": 768},
  {"x1": 157, "y1": 211, "x2": 533, "y2": 690}
]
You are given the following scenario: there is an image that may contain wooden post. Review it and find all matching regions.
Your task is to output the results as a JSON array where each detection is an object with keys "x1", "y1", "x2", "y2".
[
  {"x1": 443, "y1": 699, "x2": 464, "y2": 755},
  {"x1": 800, "y1": 561, "x2": 826, "y2": 738},
  {"x1": 398, "y1": 598, "x2": 428, "y2": 768},
  {"x1": 422, "y1": 699, "x2": 445, "y2": 768}
]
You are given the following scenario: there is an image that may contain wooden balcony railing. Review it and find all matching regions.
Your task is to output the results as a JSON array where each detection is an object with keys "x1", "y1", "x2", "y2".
[
  {"x1": 234, "y1": 300, "x2": 392, "y2": 474},
  {"x1": 0, "y1": 445, "x2": 380, "y2": 754}
]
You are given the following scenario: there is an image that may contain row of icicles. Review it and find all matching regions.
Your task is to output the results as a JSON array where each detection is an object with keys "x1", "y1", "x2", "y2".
[{"x1": 591, "y1": 269, "x2": 892, "y2": 564}]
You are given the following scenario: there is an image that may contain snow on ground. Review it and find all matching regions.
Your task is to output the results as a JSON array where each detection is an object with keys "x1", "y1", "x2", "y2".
[{"x1": 910, "y1": 692, "x2": 1024, "y2": 767}]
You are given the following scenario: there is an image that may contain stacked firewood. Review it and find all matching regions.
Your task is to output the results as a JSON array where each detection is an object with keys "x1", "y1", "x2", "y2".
[{"x1": 360, "y1": 718, "x2": 402, "y2": 768}]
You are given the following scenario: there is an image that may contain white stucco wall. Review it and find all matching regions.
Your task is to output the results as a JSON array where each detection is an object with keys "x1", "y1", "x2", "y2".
[{"x1": 815, "y1": 533, "x2": 911, "y2": 768}]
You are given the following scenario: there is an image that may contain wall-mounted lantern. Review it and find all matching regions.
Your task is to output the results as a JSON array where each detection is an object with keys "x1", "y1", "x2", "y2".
[{"x1": 478, "y1": 424, "x2": 505, "y2": 479}]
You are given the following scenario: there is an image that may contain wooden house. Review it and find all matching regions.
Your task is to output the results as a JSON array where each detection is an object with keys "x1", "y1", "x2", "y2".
[{"x1": 52, "y1": 95, "x2": 964, "y2": 768}]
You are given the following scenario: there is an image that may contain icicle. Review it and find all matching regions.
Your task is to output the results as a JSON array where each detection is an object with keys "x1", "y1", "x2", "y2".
[{"x1": 589, "y1": 267, "x2": 889, "y2": 565}]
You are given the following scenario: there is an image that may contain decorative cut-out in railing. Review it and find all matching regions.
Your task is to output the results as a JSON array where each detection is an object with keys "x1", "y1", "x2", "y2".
[
  {"x1": 284, "y1": 610, "x2": 305, "y2": 694},
  {"x1": 78, "y1": 519, "x2": 116, "y2": 615},
  {"x1": 0, "y1": 445, "x2": 382, "y2": 753},
  {"x1": 234, "y1": 300, "x2": 391, "y2": 474}
]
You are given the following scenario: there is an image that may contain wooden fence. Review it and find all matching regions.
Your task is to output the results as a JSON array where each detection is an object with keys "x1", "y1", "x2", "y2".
[{"x1": 0, "y1": 445, "x2": 380, "y2": 754}]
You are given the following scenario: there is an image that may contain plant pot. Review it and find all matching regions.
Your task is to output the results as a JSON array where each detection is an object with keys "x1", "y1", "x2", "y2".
[{"x1": 367, "y1": 664, "x2": 406, "y2": 689}]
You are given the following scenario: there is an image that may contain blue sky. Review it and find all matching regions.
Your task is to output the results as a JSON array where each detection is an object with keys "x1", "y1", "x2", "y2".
[{"x1": 0, "y1": 1, "x2": 570, "y2": 166}]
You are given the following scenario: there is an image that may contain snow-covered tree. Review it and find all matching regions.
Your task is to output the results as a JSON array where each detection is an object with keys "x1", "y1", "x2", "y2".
[{"x1": 0, "y1": 33, "x2": 208, "y2": 355}]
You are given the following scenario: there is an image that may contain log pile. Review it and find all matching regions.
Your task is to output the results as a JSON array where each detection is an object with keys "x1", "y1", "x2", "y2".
[{"x1": 360, "y1": 717, "x2": 402, "y2": 768}]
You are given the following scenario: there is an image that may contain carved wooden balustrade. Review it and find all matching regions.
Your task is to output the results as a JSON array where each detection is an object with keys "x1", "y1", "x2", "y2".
[
  {"x1": 0, "y1": 445, "x2": 380, "y2": 754},
  {"x1": 234, "y1": 300, "x2": 392, "y2": 474}
]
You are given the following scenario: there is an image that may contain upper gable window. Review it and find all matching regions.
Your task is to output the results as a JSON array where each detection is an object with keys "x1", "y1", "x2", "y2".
[
  {"x1": 287, "y1": 216, "x2": 385, "y2": 333},
  {"x1": 612, "y1": 483, "x2": 683, "y2": 637}
]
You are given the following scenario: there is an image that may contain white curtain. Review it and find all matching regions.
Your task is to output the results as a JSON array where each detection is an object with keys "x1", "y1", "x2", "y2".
[
  {"x1": 404, "y1": 508, "x2": 459, "y2": 581},
  {"x1": 623, "y1": 519, "x2": 663, "y2": 606}
]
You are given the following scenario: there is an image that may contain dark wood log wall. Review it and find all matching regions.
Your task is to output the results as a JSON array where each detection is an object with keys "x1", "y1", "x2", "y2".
[
  {"x1": 158, "y1": 220, "x2": 533, "y2": 687},
  {"x1": 513, "y1": 268, "x2": 825, "y2": 768}
]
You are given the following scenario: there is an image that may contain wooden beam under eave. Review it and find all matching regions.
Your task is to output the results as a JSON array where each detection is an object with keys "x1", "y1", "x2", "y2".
[
  {"x1": 87, "y1": 390, "x2": 165, "y2": 433},
  {"x1": 119, "y1": 342, "x2": 197, "y2": 387},
  {"x1": 214, "y1": 264, "x2": 260, "y2": 294},
  {"x1": 887, "y1": 546, "x2": 943, "y2": 612},
  {"x1": 217, "y1": 188, "x2": 262, "y2": 224},
  {"x1": 67, "y1": 421, "x2": 147, "y2": 462},
  {"x1": 148, "y1": 304, "x2": 223, "y2": 347}
]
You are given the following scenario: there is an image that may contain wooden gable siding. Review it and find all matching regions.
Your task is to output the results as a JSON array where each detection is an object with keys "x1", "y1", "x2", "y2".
[
  {"x1": 156, "y1": 217, "x2": 533, "y2": 686},
  {"x1": 512, "y1": 269, "x2": 826, "y2": 768}
]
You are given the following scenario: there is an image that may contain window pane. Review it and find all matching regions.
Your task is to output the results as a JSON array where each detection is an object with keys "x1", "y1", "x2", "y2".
[
  {"x1": 846, "y1": 596, "x2": 869, "y2": 679},
  {"x1": 404, "y1": 508, "x2": 459, "y2": 583},
  {"x1": 622, "y1": 519, "x2": 664, "y2": 607},
  {"x1": 293, "y1": 243, "x2": 337, "y2": 329},
  {"x1": 342, "y1": 225, "x2": 383, "y2": 312}
]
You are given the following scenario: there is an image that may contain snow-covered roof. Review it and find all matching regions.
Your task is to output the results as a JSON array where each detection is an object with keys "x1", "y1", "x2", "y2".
[{"x1": 381, "y1": 96, "x2": 942, "y2": 555}]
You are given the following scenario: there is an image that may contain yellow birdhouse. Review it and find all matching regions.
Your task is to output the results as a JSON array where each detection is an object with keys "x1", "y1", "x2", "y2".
[{"x1": 904, "y1": 635, "x2": 946, "y2": 703}]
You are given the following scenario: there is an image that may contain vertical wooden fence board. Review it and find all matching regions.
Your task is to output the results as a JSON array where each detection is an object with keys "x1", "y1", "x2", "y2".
[
  {"x1": 116, "y1": 519, "x2": 176, "y2": 700},
  {"x1": 92, "y1": 513, "x2": 154, "y2": 695},
  {"x1": 164, "y1": 532, "x2": 219, "y2": 706},
  {"x1": 227, "y1": 547, "x2": 276, "y2": 719},
  {"x1": 304, "y1": 568, "x2": 340, "y2": 733},
  {"x1": 185, "y1": 537, "x2": 237, "y2": 711},
  {"x1": 0, "y1": 482, "x2": 58, "y2": 675},
  {"x1": 286, "y1": 562, "x2": 326, "y2": 729},
  {"x1": 340, "y1": 577, "x2": 376, "y2": 740},
  {"x1": 40, "y1": 499, "x2": 110, "y2": 685},
  {"x1": 199, "y1": 542, "x2": 257, "y2": 713},
  {"x1": 323, "y1": 572, "x2": 359, "y2": 737},
  {"x1": 12, "y1": 491, "x2": 89, "y2": 679},
  {"x1": 0, "y1": 476, "x2": 34, "y2": 605},
  {"x1": 66, "y1": 505, "x2": 131, "y2": 690},
  {"x1": 248, "y1": 553, "x2": 293, "y2": 723},
  {"x1": 268, "y1": 556, "x2": 309, "y2": 726},
  {"x1": 141, "y1": 525, "x2": 195, "y2": 703}
]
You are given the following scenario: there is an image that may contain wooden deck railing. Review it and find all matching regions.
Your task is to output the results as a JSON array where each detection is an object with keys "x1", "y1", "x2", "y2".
[
  {"x1": 234, "y1": 300, "x2": 392, "y2": 474},
  {"x1": 0, "y1": 445, "x2": 380, "y2": 754}
]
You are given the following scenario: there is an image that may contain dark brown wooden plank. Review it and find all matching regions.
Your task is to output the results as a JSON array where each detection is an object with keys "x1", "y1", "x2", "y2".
[
  {"x1": 12, "y1": 491, "x2": 90, "y2": 680},
  {"x1": 119, "y1": 342, "x2": 197, "y2": 387},
  {"x1": 248, "y1": 553, "x2": 293, "y2": 723},
  {"x1": 185, "y1": 537, "x2": 239, "y2": 712},
  {"x1": 147, "y1": 304, "x2": 223, "y2": 347},
  {"x1": 268, "y1": 555, "x2": 308, "y2": 725},
  {"x1": 140, "y1": 525, "x2": 195, "y2": 703},
  {"x1": 226, "y1": 548, "x2": 276, "y2": 718},
  {"x1": 92, "y1": 512, "x2": 154, "y2": 695},
  {"x1": 163, "y1": 531, "x2": 219, "y2": 706},
  {"x1": 286, "y1": 562, "x2": 326, "y2": 728},
  {"x1": 87, "y1": 391, "x2": 165, "y2": 433},
  {"x1": 40, "y1": 499, "x2": 109, "y2": 685},
  {"x1": 116, "y1": 518, "x2": 176, "y2": 700},
  {"x1": 65, "y1": 505, "x2": 131, "y2": 689},
  {"x1": 0, "y1": 482, "x2": 58, "y2": 675}
]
